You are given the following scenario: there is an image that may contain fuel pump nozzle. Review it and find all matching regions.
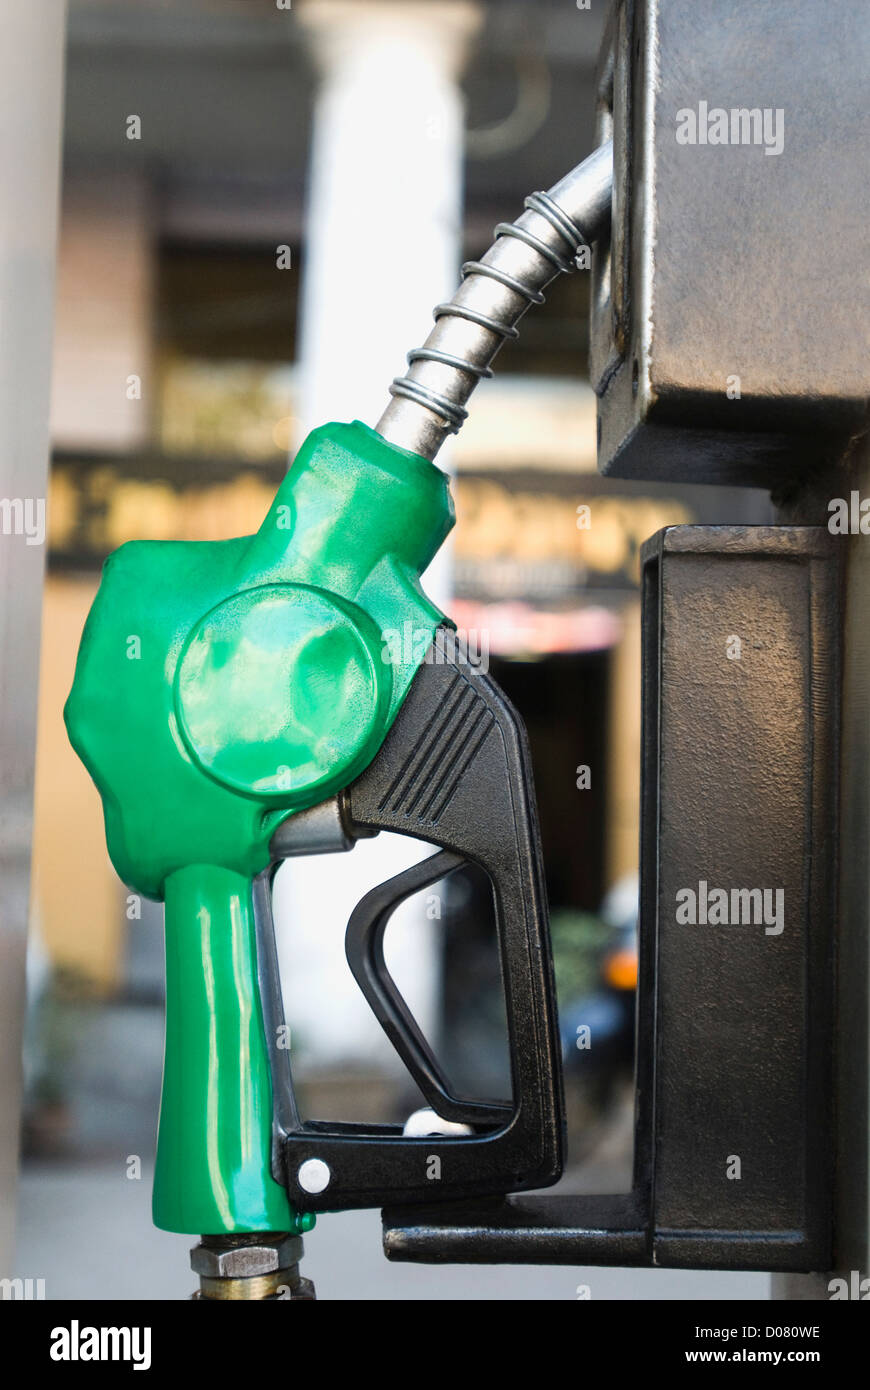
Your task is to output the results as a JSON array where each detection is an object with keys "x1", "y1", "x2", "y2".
[{"x1": 64, "y1": 142, "x2": 612, "y2": 1299}]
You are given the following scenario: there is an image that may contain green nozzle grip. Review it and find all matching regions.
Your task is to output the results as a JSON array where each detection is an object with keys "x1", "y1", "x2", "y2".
[{"x1": 155, "y1": 865, "x2": 293, "y2": 1233}]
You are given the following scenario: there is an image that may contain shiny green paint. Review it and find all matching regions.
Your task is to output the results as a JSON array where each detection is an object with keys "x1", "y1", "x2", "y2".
[
  {"x1": 155, "y1": 865, "x2": 294, "y2": 1233},
  {"x1": 65, "y1": 421, "x2": 453, "y2": 896},
  {"x1": 176, "y1": 584, "x2": 390, "y2": 802},
  {"x1": 64, "y1": 420, "x2": 454, "y2": 1233}
]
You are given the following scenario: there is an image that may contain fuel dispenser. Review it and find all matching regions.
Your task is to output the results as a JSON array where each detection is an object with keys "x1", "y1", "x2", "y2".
[{"x1": 65, "y1": 0, "x2": 868, "y2": 1297}]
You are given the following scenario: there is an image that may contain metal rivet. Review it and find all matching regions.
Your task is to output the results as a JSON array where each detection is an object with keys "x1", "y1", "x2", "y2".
[{"x1": 297, "y1": 1158, "x2": 331, "y2": 1194}]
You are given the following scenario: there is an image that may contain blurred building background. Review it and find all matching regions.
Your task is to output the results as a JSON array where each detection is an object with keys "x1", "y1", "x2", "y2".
[{"x1": 17, "y1": 0, "x2": 771, "y2": 1298}]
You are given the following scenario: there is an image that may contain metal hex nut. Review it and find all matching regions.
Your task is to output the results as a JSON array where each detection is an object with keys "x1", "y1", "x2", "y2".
[{"x1": 190, "y1": 1235, "x2": 303, "y2": 1279}]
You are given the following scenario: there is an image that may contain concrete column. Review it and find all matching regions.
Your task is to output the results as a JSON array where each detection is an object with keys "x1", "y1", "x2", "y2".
[
  {"x1": 276, "y1": 1, "x2": 480, "y2": 1071},
  {"x1": 0, "y1": 0, "x2": 66, "y2": 1275},
  {"x1": 295, "y1": 0, "x2": 480, "y2": 440}
]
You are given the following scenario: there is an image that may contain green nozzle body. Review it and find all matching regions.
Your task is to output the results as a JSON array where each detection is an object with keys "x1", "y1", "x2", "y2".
[{"x1": 65, "y1": 421, "x2": 454, "y2": 1233}]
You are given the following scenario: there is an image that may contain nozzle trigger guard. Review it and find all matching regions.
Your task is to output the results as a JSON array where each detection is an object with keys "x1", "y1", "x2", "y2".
[{"x1": 256, "y1": 628, "x2": 565, "y2": 1212}]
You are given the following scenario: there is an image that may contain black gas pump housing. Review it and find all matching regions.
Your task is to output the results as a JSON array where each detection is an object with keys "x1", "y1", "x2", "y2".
[
  {"x1": 383, "y1": 525, "x2": 840, "y2": 1270},
  {"x1": 382, "y1": 0, "x2": 868, "y2": 1275}
]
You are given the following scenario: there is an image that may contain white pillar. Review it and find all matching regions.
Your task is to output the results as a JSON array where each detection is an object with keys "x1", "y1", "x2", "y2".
[
  {"x1": 0, "y1": 0, "x2": 66, "y2": 1275},
  {"x1": 275, "y1": 0, "x2": 480, "y2": 1071},
  {"x1": 295, "y1": 0, "x2": 480, "y2": 440}
]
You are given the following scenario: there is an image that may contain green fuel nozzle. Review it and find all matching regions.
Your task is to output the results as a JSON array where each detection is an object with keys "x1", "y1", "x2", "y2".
[
  {"x1": 64, "y1": 140, "x2": 612, "y2": 1252},
  {"x1": 65, "y1": 420, "x2": 453, "y2": 1234}
]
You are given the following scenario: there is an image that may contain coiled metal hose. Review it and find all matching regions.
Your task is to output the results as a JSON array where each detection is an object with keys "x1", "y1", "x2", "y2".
[{"x1": 375, "y1": 139, "x2": 613, "y2": 463}]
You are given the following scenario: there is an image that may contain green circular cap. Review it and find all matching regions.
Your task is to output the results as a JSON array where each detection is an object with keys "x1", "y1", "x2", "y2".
[{"x1": 175, "y1": 582, "x2": 388, "y2": 800}]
